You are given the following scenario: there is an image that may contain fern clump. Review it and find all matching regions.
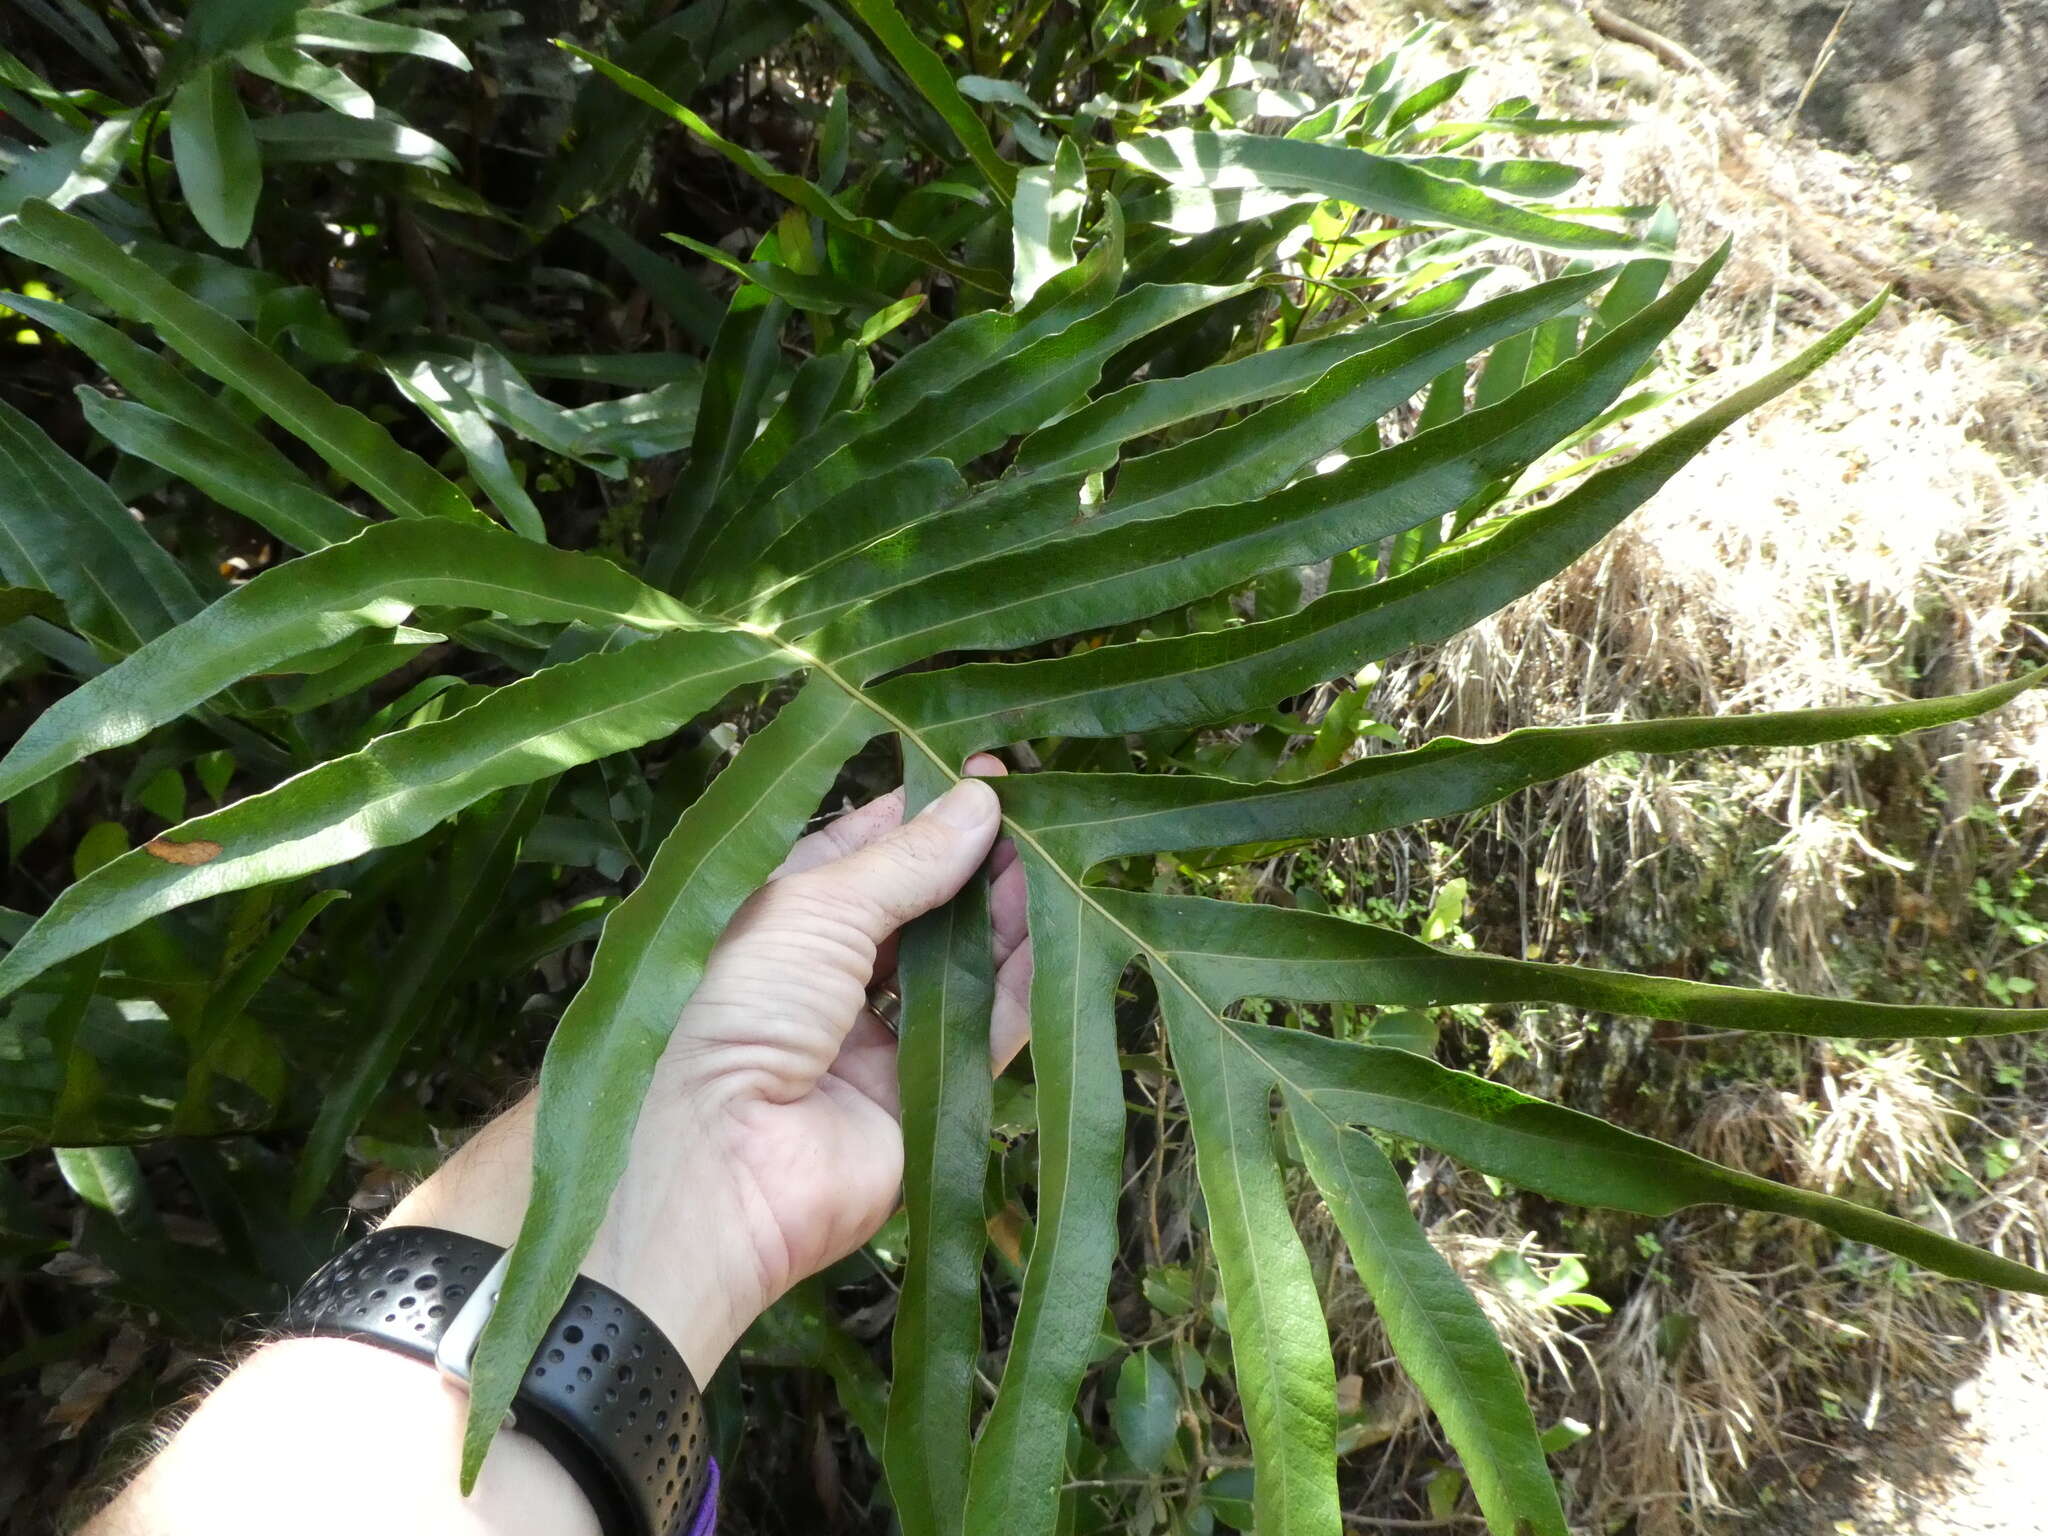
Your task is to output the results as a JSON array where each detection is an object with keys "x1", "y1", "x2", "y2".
[{"x1": 2, "y1": 11, "x2": 2043, "y2": 1534}]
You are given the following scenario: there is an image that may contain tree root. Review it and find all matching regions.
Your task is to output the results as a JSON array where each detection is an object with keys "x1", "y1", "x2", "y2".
[{"x1": 1585, "y1": 2, "x2": 1730, "y2": 95}]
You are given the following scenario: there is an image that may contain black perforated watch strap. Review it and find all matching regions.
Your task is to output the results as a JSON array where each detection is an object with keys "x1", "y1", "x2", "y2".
[{"x1": 281, "y1": 1226, "x2": 709, "y2": 1536}]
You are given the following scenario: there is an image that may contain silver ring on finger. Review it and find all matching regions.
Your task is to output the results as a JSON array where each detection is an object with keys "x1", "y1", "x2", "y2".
[{"x1": 864, "y1": 983, "x2": 902, "y2": 1035}]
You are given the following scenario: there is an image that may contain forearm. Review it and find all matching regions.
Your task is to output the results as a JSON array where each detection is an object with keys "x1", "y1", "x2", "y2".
[
  {"x1": 86, "y1": 1338, "x2": 603, "y2": 1536},
  {"x1": 88, "y1": 1091, "x2": 759, "y2": 1536}
]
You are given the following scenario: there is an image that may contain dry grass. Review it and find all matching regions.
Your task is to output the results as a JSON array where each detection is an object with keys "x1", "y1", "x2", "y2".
[
  {"x1": 1691, "y1": 1083, "x2": 1815, "y2": 1186},
  {"x1": 1961, "y1": 1110, "x2": 2048, "y2": 1350},
  {"x1": 1810, "y1": 1045, "x2": 1966, "y2": 1197},
  {"x1": 1308, "y1": 1, "x2": 2048, "y2": 991},
  {"x1": 1404, "y1": 299, "x2": 2048, "y2": 989},
  {"x1": 1579, "y1": 1258, "x2": 1789, "y2": 1536}
]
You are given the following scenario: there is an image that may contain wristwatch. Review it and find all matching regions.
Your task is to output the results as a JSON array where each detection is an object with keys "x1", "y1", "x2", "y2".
[{"x1": 281, "y1": 1226, "x2": 715, "y2": 1536}]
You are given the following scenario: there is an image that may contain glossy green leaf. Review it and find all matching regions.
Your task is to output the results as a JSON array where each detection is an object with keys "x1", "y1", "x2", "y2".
[
  {"x1": 291, "y1": 9, "x2": 471, "y2": 71},
  {"x1": 1383, "y1": 65, "x2": 1474, "y2": 134},
  {"x1": 180, "y1": 0, "x2": 302, "y2": 62},
  {"x1": 251, "y1": 113, "x2": 458, "y2": 172},
  {"x1": 839, "y1": 0, "x2": 1016, "y2": 200},
  {"x1": 0, "y1": 520, "x2": 714, "y2": 808},
  {"x1": 386, "y1": 359, "x2": 545, "y2": 538},
  {"x1": 1009, "y1": 315, "x2": 1430, "y2": 484},
  {"x1": 0, "y1": 628, "x2": 785, "y2": 999},
  {"x1": 8, "y1": 39, "x2": 2035, "y2": 1536},
  {"x1": 423, "y1": 347, "x2": 631, "y2": 474},
  {"x1": 666, "y1": 232, "x2": 891, "y2": 314},
  {"x1": 1105, "y1": 889, "x2": 2048, "y2": 1041},
  {"x1": 812, "y1": 252, "x2": 1711, "y2": 675},
  {"x1": 714, "y1": 288, "x2": 1243, "y2": 616},
  {"x1": 0, "y1": 585, "x2": 63, "y2": 626},
  {"x1": 782, "y1": 259, "x2": 1682, "y2": 639},
  {"x1": 55, "y1": 1143, "x2": 158, "y2": 1236},
  {"x1": 877, "y1": 287, "x2": 1881, "y2": 755},
  {"x1": 1120, "y1": 131, "x2": 1635, "y2": 254},
  {"x1": 1012, "y1": 137, "x2": 1086, "y2": 306},
  {"x1": 996, "y1": 668, "x2": 2046, "y2": 870},
  {"x1": 0, "y1": 990, "x2": 263, "y2": 1154},
  {"x1": 0, "y1": 396, "x2": 203, "y2": 655},
  {"x1": 1112, "y1": 1347, "x2": 1181, "y2": 1475},
  {"x1": 578, "y1": 218, "x2": 723, "y2": 347},
  {"x1": 1127, "y1": 183, "x2": 1323, "y2": 235},
  {"x1": 709, "y1": 345, "x2": 872, "y2": 537},
  {"x1": 1391, "y1": 154, "x2": 1585, "y2": 199},
  {"x1": 1161, "y1": 975, "x2": 1340, "y2": 1533},
  {"x1": 1238, "y1": 1022, "x2": 2048, "y2": 1295},
  {"x1": 711, "y1": 224, "x2": 1124, "y2": 551},
  {"x1": 644, "y1": 276, "x2": 789, "y2": 589},
  {"x1": 0, "y1": 292, "x2": 266, "y2": 457},
  {"x1": 561, "y1": 43, "x2": 1004, "y2": 292},
  {"x1": 0, "y1": 113, "x2": 134, "y2": 216},
  {"x1": 963, "y1": 867, "x2": 1128, "y2": 1534},
  {"x1": 0, "y1": 201, "x2": 483, "y2": 526},
  {"x1": 1289, "y1": 1107, "x2": 1566, "y2": 1536},
  {"x1": 234, "y1": 42, "x2": 375, "y2": 117},
  {"x1": 886, "y1": 754, "x2": 996, "y2": 1536},
  {"x1": 76, "y1": 391, "x2": 367, "y2": 551},
  {"x1": 1590, "y1": 207, "x2": 1678, "y2": 337},
  {"x1": 766, "y1": 281, "x2": 1593, "y2": 632},
  {"x1": 169, "y1": 62, "x2": 262, "y2": 248},
  {"x1": 744, "y1": 284, "x2": 1244, "y2": 622}
]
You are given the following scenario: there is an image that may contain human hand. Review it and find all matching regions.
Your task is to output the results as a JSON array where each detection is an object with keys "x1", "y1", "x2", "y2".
[{"x1": 389, "y1": 756, "x2": 1031, "y2": 1378}]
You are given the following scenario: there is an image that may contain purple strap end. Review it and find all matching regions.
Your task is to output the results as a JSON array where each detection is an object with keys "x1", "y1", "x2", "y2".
[{"x1": 681, "y1": 1458, "x2": 720, "y2": 1536}]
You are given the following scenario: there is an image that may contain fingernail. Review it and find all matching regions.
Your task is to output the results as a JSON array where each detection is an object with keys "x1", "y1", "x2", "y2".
[{"x1": 926, "y1": 778, "x2": 998, "y2": 830}]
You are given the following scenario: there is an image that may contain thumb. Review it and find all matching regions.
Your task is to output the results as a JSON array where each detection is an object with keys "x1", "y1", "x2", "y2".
[
  {"x1": 800, "y1": 776, "x2": 1002, "y2": 937},
  {"x1": 674, "y1": 778, "x2": 1001, "y2": 1097}
]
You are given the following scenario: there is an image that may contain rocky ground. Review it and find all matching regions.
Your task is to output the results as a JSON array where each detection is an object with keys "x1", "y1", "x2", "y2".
[{"x1": 1764, "y1": 1344, "x2": 2048, "y2": 1535}]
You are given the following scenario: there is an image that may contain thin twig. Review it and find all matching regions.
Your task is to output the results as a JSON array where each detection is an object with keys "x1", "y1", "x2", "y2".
[{"x1": 1789, "y1": 1, "x2": 1855, "y2": 131}]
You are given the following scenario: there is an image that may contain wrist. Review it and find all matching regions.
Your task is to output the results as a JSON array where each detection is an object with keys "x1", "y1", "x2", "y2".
[{"x1": 384, "y1": 1084, "x2": 768, "y2": 1382}]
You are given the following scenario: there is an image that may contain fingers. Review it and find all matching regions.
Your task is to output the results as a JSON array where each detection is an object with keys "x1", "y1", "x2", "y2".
[
  {"x1": 990, "y1": 855, "x2": 1028, "y2": 967},
  {"x1": 958, "y1": 753, "x2": 1033, "y2": 1073},
  {"x1": 693, "y1": 757, "x2": 1023, "y2": 1116},
  {"x1": 825, "y1": 1007, "x2": 902, "y2": 1116},
  {"x1": 773, "y1": 758, "x2": 1017, "y2": 992},
  {"x1": 991, "y1": 939, "x2": 1034, "y2": 1073},
  {"x1": 963, "y1": 754, "x2": 1031, "y2": 1072},
  {"x1": 681, "y1": 778, "x2": 1002, "y2": 1106}
]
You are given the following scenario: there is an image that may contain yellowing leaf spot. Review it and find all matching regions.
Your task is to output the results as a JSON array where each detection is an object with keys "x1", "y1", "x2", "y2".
[{"x1": 144, "y1": 838, "x2": 223, "y2": 866}]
